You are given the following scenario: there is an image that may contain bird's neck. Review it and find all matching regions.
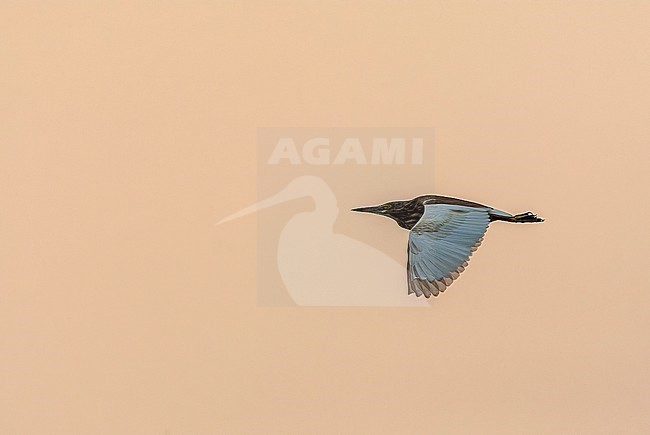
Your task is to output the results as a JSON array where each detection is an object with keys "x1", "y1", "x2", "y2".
[{"x1": 312, "y1": 190, "x2": 338, "y2": 224}]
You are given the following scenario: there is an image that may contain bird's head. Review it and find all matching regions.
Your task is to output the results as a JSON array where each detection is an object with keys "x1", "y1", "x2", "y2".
[{"x1": 352, "y1": 198, "x2": 424, "y2": 230}]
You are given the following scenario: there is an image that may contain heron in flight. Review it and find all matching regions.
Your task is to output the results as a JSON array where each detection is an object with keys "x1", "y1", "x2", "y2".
[{"x1": 352, "y1": 195, "x2": 544, "y2": 298}]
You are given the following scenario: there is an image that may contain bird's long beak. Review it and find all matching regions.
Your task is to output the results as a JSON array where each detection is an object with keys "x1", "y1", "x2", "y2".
[
  {"x1": 351, "y1": 205, "x2": 383, "y2": 215},
  {"x1": 217, "y1": 188, "x2": 298, "y2": 225}
]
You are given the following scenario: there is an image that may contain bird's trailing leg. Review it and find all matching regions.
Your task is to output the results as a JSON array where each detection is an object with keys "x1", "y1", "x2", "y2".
[{"x1": 509, "y1": 211, "x2": 544, "y2": 223}]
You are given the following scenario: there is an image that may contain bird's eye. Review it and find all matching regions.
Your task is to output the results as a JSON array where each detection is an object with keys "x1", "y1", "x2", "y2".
[{"x1": 382, "y1": 204, "x2": 392, "y2": 210}]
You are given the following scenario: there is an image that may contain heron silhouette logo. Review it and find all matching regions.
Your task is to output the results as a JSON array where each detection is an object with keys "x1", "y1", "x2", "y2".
[{"x1": 219, "y1": 128, "x2": 435, "y2": 306}]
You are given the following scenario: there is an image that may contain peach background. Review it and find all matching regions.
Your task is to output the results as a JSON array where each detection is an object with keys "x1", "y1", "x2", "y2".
[{"x1": 2, "y1": 1, "x2": 650, "y2": 434}]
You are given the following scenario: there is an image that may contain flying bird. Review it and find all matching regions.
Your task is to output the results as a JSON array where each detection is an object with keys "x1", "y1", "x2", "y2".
[{"x1": 352, "y1": 195, "x2": 544, "y2": 298}]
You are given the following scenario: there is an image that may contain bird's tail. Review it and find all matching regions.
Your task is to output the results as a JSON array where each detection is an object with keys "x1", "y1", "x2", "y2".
[{"x1": 503, "y1": 211, "x2": 544, "y2": 223}]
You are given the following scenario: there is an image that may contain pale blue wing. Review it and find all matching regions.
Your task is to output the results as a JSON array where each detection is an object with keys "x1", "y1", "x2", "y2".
[{"x1": 407, "y1": 204, "x2": 491, "y2": 298}]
